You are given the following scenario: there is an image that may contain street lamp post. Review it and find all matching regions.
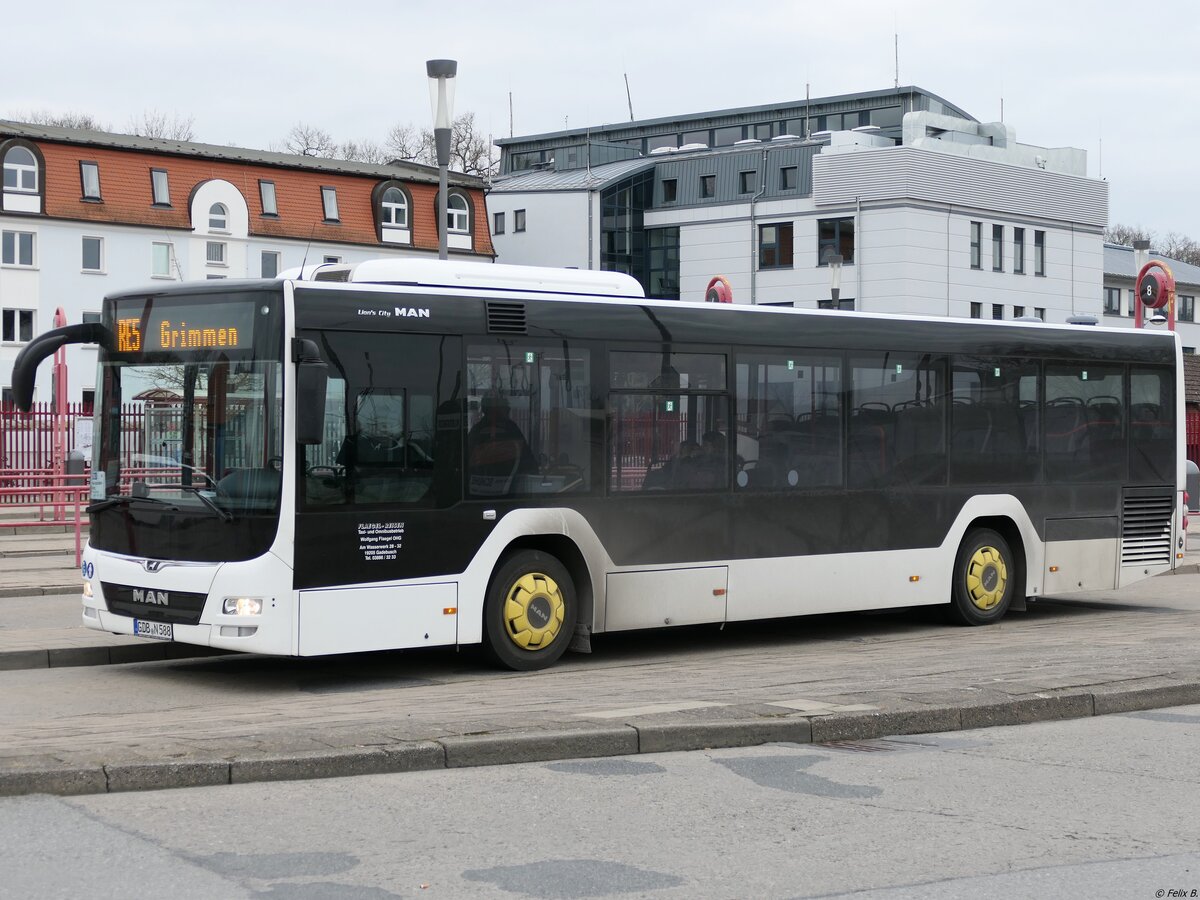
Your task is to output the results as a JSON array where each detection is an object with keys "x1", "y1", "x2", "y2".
[
  {"x1": 828, "y1": 253, "x2": 844, "y2": 308},
  {"x1": 426, "y1": 59, "x2": 458, "y2": 261}
]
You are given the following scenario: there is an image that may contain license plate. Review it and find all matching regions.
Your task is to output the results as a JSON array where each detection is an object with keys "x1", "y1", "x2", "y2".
[{"x1": 133, "y1": 619, "x2": 173, "y2": 641}]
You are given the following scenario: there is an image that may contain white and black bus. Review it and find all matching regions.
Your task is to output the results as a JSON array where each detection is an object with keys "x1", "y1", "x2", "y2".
[{"x1": 13, "y1": 260, "x2": 1186, "y2": 670}]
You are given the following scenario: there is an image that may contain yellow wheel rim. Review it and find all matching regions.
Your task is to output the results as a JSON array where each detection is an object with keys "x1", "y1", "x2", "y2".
[
  {"x1": 503, "y1": 572, "x2": 566, "y2": 651},
  {"x1": 966, "y1": 546, "x2": 1007, "y2": 611}
]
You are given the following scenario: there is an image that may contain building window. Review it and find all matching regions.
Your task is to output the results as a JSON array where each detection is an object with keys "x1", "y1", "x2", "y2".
[
  {"x1": 738, "y1": 170, "x2": 756, "y2": 194},
  {"x1": 1128, "y1": 289, "x2": 1136, "y2": 317},
  {"x1": 970, "y1": 221, "x2": 982, "y2": 269},
  {"x1": 81, "y1": 389, "x2": 95, "y2": 413},
  {"x1": 1, "y1": 231, "x2": 34, "y2": 267},
  {"x1": 82, "y1": 236, "x2": 103, "y2": 273},
  {"x1": 992, "y1": 224, "x2": 1004, "y2": 271},
  {"x1": 970, "y1": 302, "x2": 982, "y2": 319},
  {"x1": 1180, "y1": 294, "x2": 1195, "y2": 322},
  {"x1": 1014, "y1": 306, "x2": 1025, "y2": 318},
  {"x1": 208, "y1": 203, "x2": 228, "y2": 231},
  {"x1": 493, "y1": 212, "x2": 505, "y2": 235},
  {"x1": 1103, "y1": 287, "x2": 1122, "y2": 315},
  {"x1": 1013, "y1": 227, "x2": 1026, "y2": 274},
  {"x1": 150, "y1": 168, "x2": 170, "y2": 206},
  {"x1": 151, "y1": 241, "x2": 173, "y2": 277},
  {"x1": 648, "y1": 226, "x2": 680, "y2": 301},
  {"x1": 662, "y1": 178, "x2": 677, "y2": 203},
  {"x1": 381, "y1": 186, "x2": 408, "y2": 228},
  {"x1": 321, "y1": 186, "x2": 339, "y2": 222},
  {"x1": 261, "y1": 251, "x2": 280, "y2": 278},
  {"x1": 2, "y1": 309, "x2": 34, "y2": 343},
  {"x1": 259, "y1": 180, "x2": 277, "y2": 216},
  {"x1": 1034, "y1": 230, "x2": 1046, "y2": 276},
  {"x1": 206, "y1": 241, "x2": 226, "y2": 265},
  {"x1": 1184, "y1": 347, "x2": 1197, "y2": 355},
  {"x1": 323, "y1": 255, "x2": 341, "y2": 264},
  {"x1": 818, "y1": 218, "x2": 854, "y2": 265},
  {"x1": 79, "y1": 161, "x2": 101, "y2": 201},
  {"x1": 1034, "y1": 307, "x2": 1046, "y2": 321},
  {"x1": 759, "y1": 222, "x2": 793, "y2": 269},
  {"x1": 992, "y1": 304, "x2": 1004, "y2": 320},
  {"x1": 780, "y1": 166, "x2": 798, "y2": 190},
  {"x1": 446, "y1": 192, "x2": 470, "y2": 233},
  {"x1": 3, "y1": 146, "x2": 38, "y2": 192},
  {"x1": 700, "y1": 174, "x2": 715, "y2": 198},
  {"x1": 82, "y1": 311, "x2": 101, "y2": 324},
  {"x1": 514, "y1": 209, "x2": 526, "y2": 233}
]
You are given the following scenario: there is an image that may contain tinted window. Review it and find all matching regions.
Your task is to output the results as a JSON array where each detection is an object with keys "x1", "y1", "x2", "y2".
[
  {"x1": 950, "y1": 358, "x2": 1039, "y2": 484},
  {"x1": 735, "y1": 351, "x2": 842, "y2": 490},
  {"x1": 610, "y1": 393, "x2": 729, "y2": 493},
  {"x1": 1044, "y1": 363, "x2": 1124, "y2": 482},
  {"x1": 1130, "y1": 367, "x2": 1174, "y2": 484},
  {"x1": 467, "y1": 341, "x2": 593, "y2": 497},
  {"x1": 303, "y1": 333, "x2": 462, "y2": 508},
  {"x1": 849, "y1": 353, "x2": 946, "y2": 487}
]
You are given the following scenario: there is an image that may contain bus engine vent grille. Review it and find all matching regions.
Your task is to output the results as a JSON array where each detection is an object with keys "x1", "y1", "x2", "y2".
[
  {"x1": 486, "y1": 302, "x2": 527, "y2": 334},
  {"x1": 1121, "y1": 489, "x2": 1174, "y2": 566}
]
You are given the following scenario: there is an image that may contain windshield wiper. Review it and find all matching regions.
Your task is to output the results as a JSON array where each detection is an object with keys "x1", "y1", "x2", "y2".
[
  {"x1": 87, "y1": 494, "x2": 180, "y2": 514},
  {"x1": 178, "y1": 486, "x2": 234, "y2": 523}
]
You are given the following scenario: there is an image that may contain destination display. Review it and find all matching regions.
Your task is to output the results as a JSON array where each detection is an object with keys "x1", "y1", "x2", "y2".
[{"x1": 113, "y1": 299, "x2": 257, "y2": 354}]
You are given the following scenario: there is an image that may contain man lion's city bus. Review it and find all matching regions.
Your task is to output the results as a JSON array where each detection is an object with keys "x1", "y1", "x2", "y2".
[{"x1": 13, "y1": 260, "x2": 1186, "y2": 670}]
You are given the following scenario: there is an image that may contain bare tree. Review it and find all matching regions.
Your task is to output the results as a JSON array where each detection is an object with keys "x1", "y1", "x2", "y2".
[
  {"x1": 9, "y1": 109, "x2": 109, "y2": 130},
  {"x1": 1106, "y1": 223, "x2": 1200, "y2": 266},
  {"x1": 127, "y1": 110, "x2": 195, "y2": 141},
  {"x1": 337, "y1": 139, "x2": 390, "y2": 165},
  {"x1": 447, "y1": 112, "x2": 496, "y2": 177},
  {"x1": 1159, "y1": 233, "x2": 1200, "y2": 267},
  {"x1": 1104, "y1": 223, "x2": 1154, "y2": 247},
  {"x1": 385, "y1": 123, "x2": 427, "y2": 163},
  {"x1": 281, "y1": 122, "x2": 339, "y2": 158}
]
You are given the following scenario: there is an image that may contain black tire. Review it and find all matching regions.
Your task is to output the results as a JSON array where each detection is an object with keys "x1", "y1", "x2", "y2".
[
  {"x1": 483, "y1": 550, "x2": 578, "y2": 671},
  {"x1": 949, "y1": 528, "x2": 1015, "y2": 626}
]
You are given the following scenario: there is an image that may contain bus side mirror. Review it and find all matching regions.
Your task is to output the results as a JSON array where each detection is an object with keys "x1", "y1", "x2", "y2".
[{"x1": 293, "y1": 339, "x2": 328, "y2": 446}]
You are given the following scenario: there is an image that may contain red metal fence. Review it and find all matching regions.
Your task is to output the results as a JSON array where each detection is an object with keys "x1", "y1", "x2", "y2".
[{"x1": 1188, "y1": 408, "x2": 1200, "y2": 467}]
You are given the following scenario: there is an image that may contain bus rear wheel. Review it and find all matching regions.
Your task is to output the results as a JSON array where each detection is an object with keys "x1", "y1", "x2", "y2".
[
  {"x1": 950, "y1": 528, "x2": 1014, "y2": 626},
  {"x1": 483, "y1": 550, "x2": 577, "y2": 671}
]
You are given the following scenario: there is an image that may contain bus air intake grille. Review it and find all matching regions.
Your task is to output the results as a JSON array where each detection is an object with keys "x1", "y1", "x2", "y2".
[
  {"x1": 1121, "y1": 489, "x2": 1174, "y2": 566},
  {"x1": 487, "y1": 302, "x2": 527, "y2": 334},
  {"x1": 100, "y1": 582, "x2": 207, "y2": 625}
]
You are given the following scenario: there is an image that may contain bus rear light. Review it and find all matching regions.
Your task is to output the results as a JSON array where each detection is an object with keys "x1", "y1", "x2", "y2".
[
  {"x1": 443, "y1": 607, "x2": 457, "y2": 615},
  {"x1": 223, "y1": 597, "x2": 263, "y2": 616},
  {"x1": 909, "y1": 576, "x2": 920, "y2": 583},
  {"x1": 1049, "y1": 566, "x2": 1060, "y2": 573}
]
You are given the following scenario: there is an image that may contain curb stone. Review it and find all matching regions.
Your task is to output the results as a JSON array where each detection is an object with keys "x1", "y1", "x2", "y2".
[{"x1": 1, "y1": 682, "x2": 1199, "y2": 797}]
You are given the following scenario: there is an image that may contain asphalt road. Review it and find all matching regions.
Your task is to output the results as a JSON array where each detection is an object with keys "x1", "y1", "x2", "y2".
[{"x1": 3, "y1": 706, "x2": 1198, "y2": 899}]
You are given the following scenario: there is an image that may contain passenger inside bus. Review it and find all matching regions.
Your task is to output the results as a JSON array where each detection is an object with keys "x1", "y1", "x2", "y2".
[{"x1": 467, "y1": 392, "x2": 538, "y2": 494}]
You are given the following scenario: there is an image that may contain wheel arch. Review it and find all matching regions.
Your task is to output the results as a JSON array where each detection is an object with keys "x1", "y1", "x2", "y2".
[
  {"x1": 490, "y1": 534, "x2": 594, "y2": 649},
  {"x1": 959, "y1": 515, "x2": 1027, "y2": 612}
]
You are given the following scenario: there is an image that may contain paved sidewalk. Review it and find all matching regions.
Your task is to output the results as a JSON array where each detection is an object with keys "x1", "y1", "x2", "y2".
[{"x1": 1, "y1": 520, "x2": 1198, "y2": 797}]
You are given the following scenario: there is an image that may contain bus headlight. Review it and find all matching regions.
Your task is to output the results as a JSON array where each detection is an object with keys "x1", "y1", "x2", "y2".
[{"x1": 223, "y1": 597, "x2": 263, "y2": 616}]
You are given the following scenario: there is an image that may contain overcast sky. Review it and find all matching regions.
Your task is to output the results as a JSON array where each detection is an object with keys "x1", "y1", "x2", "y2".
[{"x1": 9, "y1": 0, "x2": 1198, "y2": 237}]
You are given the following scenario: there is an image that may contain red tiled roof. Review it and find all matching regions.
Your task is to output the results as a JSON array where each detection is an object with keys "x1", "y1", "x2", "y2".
[{"x1": 34, "y1": 140, "x2": 493, "y2": 257}]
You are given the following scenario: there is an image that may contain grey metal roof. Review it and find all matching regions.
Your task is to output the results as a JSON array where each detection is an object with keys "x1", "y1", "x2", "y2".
[
  {"x1": 0, "y1": 120, "x2": 485, "y2": 187},
  {"x1": 1104, "y1": 242, "x2": 1200, "y2": 288},
  {"x1": 495, "y1": 85, "x2": 974, "y2": 147},
  {"x1": 488, "y1": 157, "x2": 656, "y2": 193}
]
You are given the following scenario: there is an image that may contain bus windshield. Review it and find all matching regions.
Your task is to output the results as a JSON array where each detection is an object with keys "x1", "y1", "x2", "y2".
[{"x1": 90, "y1": 289, "x2": 284, "y2": 561}]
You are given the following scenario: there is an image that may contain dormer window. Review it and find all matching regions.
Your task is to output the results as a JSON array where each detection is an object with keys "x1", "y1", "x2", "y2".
[
  {"x1": 3, "y1": 146, "x2": 37, "y2": 193},
  {"x1": 321, "y1": 186, "x2": 339, "y2": 222},
  {"x1": 151, "y1": 169, "x2": 170, "y2": 206},
  {"x1": 80, "y1": 162, "x2": 101, "y2": 201},
  {"x1": 208, "y1": 203, "x2": 228, "y2": 231},
  {"x1": 446, "y1": 192, "x2": 469, "y2": 234},
  {"x1": 382, "y1": 187, "x2": 408, "y2": 227}
]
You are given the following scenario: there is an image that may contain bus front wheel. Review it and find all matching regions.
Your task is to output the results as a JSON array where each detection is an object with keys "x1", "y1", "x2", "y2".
[
  {"x1": 483, "y1": 550, "x2": 577, "y2": 671},
  {"x1": 950, "y1": 528, "x2": 1014, "y2": 626}
]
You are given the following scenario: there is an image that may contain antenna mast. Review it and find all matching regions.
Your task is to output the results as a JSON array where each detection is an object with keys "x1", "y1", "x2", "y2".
[
  {"x1": 508, "y1": 92, "x2": 513, "y2": 138},
  {"x1": 894, "y1": 33, "x2": 899, "y2": 88},
  {"x1": 624, "y1": 73, "x2": 634, "y2": 122}
]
